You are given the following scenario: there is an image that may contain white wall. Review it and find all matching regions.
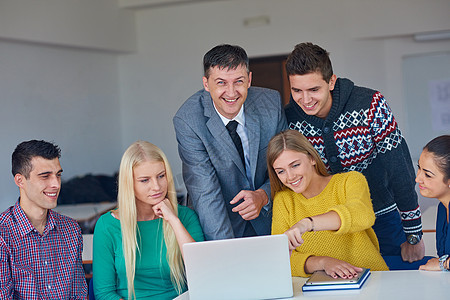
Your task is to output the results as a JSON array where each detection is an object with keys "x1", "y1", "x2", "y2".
[
  {"x1": 0, "y1": 0, "x2": 135, "y2": 211},
  {"x1": 0, "y1": 0, "x2": 136, "y2": 52},
  {"x1": 0, "y1": 41, "x2": 122, "y2": 211}
]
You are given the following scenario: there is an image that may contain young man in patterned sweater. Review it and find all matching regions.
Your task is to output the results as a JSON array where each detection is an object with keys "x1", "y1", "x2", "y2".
[{"x1": 284, "y1": 42, "x2": 427, "y2": 269}]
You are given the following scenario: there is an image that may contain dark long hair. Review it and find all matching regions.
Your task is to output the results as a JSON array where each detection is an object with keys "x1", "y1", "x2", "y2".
[{"x1": 423, "y1": 135, "x2": 450, "y2": 182}]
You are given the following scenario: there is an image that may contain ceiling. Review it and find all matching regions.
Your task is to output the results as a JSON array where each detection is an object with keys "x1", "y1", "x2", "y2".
[{"x1": 118, "y1": 0, "x2": 228, "y2": 9}]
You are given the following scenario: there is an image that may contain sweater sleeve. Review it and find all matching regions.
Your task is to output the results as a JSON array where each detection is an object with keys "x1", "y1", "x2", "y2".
[
  {"x1": 271, "y1": 192, "x2": 313, "y2": 277},
  {"x1": 327, "y1": 172, "x2": 376, "y2": 235},
  {"x1": 368, "y1": 93, "x2": 422, "y2": 236},
  {"x1": 92, "y1": 215, "x2": 122, "y2": 300}
]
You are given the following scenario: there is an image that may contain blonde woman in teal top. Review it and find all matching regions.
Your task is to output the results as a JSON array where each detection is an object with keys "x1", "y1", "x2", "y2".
[{"x1": 93, "y1": 141, "x2": 204, "y2": 299}]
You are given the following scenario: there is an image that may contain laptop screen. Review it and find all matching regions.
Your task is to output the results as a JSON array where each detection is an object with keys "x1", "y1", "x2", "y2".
[{"x1": 183, "y1": 234, "x2": 293, "y2": 300}]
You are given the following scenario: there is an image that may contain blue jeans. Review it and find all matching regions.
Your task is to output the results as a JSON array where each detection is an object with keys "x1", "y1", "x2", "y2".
[
  {"x1": 372, "y1": 209, "x2": 405, "y2": 256},
  {"x1": 372, "y1": 210, "x2": 432, "y2": 270}
]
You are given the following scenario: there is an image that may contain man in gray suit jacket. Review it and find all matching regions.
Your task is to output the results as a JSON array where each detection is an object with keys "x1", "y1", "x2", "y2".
[{"x1": 173, "y1": 44, "x2": 287, "y2": 240}]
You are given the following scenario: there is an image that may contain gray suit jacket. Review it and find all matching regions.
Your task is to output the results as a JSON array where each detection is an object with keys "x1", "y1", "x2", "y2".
[{"x1": 173, "y1": 86, "x2": 287, "y2": 240}]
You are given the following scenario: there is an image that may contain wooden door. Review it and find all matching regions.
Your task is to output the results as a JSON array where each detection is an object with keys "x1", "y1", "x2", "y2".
[{"x1": 250, "y1": 55, "x2": 290, "y2": 106}]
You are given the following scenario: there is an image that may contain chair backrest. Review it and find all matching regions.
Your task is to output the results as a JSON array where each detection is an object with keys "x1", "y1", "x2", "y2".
[
  {"x1": 89, "y1": 277, "x2": 95, "y2": 300},
  {"x1": 82, "y1": 234, "x2": 93, "y2": 262}
]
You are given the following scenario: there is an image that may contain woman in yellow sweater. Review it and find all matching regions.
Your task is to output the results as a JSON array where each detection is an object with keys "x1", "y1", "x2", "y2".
[{"x1": 268, "y1": 130, "x2": 388, "y2": 278}]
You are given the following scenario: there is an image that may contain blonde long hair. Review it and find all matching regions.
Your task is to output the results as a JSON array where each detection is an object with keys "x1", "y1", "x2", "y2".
[
  {"x1": 118, "y1": 141, "x2": 185, "y2": 299},
  {"x1": 267, "y1": 130, "x2": 329, "y2": 199}
]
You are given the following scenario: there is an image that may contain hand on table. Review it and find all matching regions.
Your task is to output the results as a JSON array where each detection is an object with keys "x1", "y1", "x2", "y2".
[
  {"x1": 419, "y1": 257, "x2": 440, "y2": 271},
  {"x1": 321, "y1": 257, "x2": 363, "y2": 279},
  {"x1": 230, "y1": 189, "x2": 268, "y2": 220},
  {"x1": 309, "y1": 256, "x2": 363, "y2": 279}
]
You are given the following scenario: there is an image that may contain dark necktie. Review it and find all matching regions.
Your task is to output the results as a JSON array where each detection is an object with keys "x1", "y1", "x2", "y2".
[{"x1": 226, "y1": 120, "x2": 245, "y2": 168}]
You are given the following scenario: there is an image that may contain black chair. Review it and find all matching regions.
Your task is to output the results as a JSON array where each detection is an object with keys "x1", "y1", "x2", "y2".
[{"x1": 89, "y1": 277, "x2": 95, "y2": 300}]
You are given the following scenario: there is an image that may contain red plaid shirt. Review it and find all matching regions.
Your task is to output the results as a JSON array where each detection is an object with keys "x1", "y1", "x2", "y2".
[{"x1": 0, "y1": 201, "x2": 87, "y2": 299}]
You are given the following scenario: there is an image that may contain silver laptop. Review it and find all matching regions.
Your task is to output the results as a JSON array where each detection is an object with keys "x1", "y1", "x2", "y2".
[{"x1": 183, "y1": 234, "x2": 293, "y2": 300}]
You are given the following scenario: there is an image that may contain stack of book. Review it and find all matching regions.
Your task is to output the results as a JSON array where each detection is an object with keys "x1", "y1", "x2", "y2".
[{"x1": 302, "y1": 268, "x2": 371, "y2": 292}]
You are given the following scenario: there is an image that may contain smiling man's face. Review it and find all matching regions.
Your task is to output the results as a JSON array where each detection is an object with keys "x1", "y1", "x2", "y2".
[
  {"x1": 16, "y1": 156, "x2": 62, "y2": 212},
  {"x1": 289, "y1": 71, "x2": 336, "y2": 119},
  {"x1": 203, "y1": 64, "x2": 252, "y2": 119}
]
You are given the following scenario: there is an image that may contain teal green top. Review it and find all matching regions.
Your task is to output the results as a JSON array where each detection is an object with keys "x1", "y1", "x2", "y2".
[{"x1": 93, "y1": 205, "x2": 204, "y2": 300}]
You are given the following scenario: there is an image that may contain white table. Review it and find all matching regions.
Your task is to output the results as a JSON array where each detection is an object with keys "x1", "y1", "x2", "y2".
[
  {"x1": 175, "y1": 270, "x2": 450, "y2": 299},
  {"x1": 54, "y1": 202, "x2": 117, "y2": 222}
]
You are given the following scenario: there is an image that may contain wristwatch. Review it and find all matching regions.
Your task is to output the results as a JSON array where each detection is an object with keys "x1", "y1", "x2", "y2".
[
  {"x1": 406, "y1": 233, "x2": 422, "y2": 245},
  {"x1": 439, "y1": 254, "x2": 449, "y2": 272}
]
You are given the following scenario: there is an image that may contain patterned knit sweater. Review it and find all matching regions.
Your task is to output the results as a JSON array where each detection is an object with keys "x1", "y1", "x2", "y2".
[
  {"x1": 285, "y1": 78, "x2": 422, "y2": 237},
  {"x1": 272, "y1": 172, "x2": 388, "y2": 277}
]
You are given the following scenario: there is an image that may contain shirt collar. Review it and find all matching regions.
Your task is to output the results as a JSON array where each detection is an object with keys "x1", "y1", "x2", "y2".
[
  {"x1": 12, "y1": 200, "x2": 57, "y2": 236},
  {"x1": 213, "y1": 103, "x2": 246, "y2": 127}
]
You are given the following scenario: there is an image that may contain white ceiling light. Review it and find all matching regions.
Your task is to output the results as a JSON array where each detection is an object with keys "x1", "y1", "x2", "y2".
[
  {"x1": 414, "y1": 30, "x2": 450, "y2": 42},
  {"x1": 243, "y1": 15, "x2": 270, "y2": 28}
]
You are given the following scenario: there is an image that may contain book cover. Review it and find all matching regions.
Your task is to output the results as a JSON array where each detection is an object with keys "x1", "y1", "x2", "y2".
[{"x1": 302, "y1": 268, "x2": 371, "y2": 291}]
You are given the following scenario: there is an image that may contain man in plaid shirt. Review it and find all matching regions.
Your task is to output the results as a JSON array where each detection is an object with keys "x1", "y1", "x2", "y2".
[{"x1": 0, "y1": 140, "x2": 87, "y2": 299}]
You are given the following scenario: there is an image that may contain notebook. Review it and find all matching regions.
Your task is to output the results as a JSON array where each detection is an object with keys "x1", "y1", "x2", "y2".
[
  {"x1": 183, "y1": 234, "x2": 293, "y2": 300},
  {"x1": 302, "y1": 268, "x2": 371, "y2": 291}
]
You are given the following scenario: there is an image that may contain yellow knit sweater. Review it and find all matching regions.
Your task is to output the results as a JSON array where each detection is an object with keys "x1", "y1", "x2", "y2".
[{"x1": 272, "y1": 171, "x2": 388, "y2": 277}]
